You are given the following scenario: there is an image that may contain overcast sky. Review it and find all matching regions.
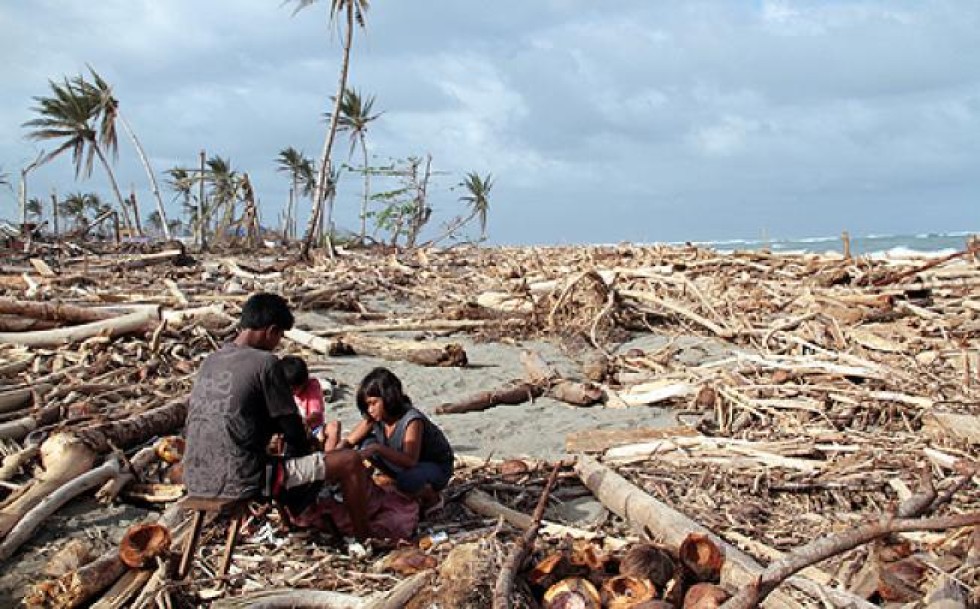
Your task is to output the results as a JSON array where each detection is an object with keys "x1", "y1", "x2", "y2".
[{"x1": 1, "y1": 1, "x2": 977, "y2": 245}]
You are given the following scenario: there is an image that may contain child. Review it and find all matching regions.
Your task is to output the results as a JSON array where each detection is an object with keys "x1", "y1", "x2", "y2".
[
  {"x1": 280, "y1": 355, "x2": 341, "y2": 450},
  {"x1": 340, "y1": 367, "x2": 454, "y2": 514}
]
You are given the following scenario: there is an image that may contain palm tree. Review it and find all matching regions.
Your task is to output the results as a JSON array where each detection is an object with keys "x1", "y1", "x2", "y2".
[
  {"x1": 22, "y1": 78, "x2": 132, "y2": 231},
  {"x1": 75, "y1": 67, "x2": 171, "y2": 238},
  {"x1": 332, "y1": 88, "x2": 381, "y2": 242},
  {"x1": 25, "y1": 197, "x2": 43, "y2": 223},
  {"x1": 459, "y1": 172, "x2": 494, "y2": 242},
  {"x1": 286, "y1": 0, "x2": 370, "y2": 258},
  {"x1": 276, "y1": 147, "x2": 312, "y2": 241},
  {"x1": 205, "y1": 156, "x2": 240, "y2": 241},
  {"x1": 60, "y1": 192, "x2": 91, "y2": 230}
]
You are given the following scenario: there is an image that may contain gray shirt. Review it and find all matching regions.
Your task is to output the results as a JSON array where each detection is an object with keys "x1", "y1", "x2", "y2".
[
  {"x1": 367, "y1": 407, "x2": 454, "y2": 475},
  {"x1": 184, "y1": 343, "x2": 309, "y2": 500}
]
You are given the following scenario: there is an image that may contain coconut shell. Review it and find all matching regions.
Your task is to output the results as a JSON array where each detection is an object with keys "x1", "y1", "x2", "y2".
[
  {"x1": 383, "y1": 547, "x2": 437, "y2": 575},
  {"x1": 119, "y1": 522, "x2": 172, "y2": 568},
  {"x1": 620, "y1": 543, "x2": 676, "y2": 589},
  {"x1": 543, "y1": 577, "x2": 601, "y2": 609},
  {"x1": 683, "y1": 583, "x2": 730, "y2": 609},
  {"x1": 569, "y1": 539, "x2": 608, "y2": 571},
  {"x1": 600, "y1": 575, "x2": 656, "y2": 609},
  {"x1": 529, "y1": 552, "x2": 565, "y2": 586},
  {"x1": 679, "y1": 533, "x2": 723, "y2": 583},
  {"x1": 156, "y1": 436, "x2": 186, "y2": 464}
]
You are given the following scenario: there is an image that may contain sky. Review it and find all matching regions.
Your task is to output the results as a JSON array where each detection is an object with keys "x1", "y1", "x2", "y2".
[{"x1": 0, "y1": 0, "x2": 978, "y2": 246}]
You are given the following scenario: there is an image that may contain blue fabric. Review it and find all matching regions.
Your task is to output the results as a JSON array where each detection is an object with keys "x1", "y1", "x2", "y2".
[{"x1": 395, "y1": 461, "x2": 453, "y2": 494}]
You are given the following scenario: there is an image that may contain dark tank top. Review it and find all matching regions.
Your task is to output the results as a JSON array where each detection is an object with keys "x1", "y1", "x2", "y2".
[{"x1": 370, "y1": 407, "x2": 453, "y2": 474}]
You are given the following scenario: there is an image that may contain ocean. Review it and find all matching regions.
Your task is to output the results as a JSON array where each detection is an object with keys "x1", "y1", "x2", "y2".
[{"x1": 685, "y1": 230, "x2": 978, "y2": 258}]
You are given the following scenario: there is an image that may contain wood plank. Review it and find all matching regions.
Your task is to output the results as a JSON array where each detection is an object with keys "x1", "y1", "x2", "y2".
[{"x1": 923, "y1": 412, "x2": 980, "y2": 445}]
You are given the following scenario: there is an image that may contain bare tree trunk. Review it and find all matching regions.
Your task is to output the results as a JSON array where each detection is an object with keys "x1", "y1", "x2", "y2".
[
  {"x1": 301, "y1": 4, "x2": 354, "y2": 259},
  {"x1": 50, "y1": 189, "x2": 59, "y2": 237},
  {"x1": 198, "y1": 150, "x2": 207, "y2": 251},
  {"x1": 359, "y1": 134, "x2": 369, "y2": 241},
  {"x1": 119, "y1": 114, "x2": 171, "y2": 239},
  {"x1": 93, "y1": 143, "x2": 133, "y2": 234},
  {"x1": 128, "y1": 190, "x2": 144, "y2": 237}
]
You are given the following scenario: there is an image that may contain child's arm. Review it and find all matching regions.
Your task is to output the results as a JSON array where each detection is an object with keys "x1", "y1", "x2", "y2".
[
  {"x1": 340, "y1": 418, "x2": 374, "y2": 449},
  {"x1": 359, "y1": 420, "x2": 422, "y2": 469}
]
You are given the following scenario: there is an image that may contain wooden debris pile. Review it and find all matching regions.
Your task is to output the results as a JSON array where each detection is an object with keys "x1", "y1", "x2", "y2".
[{"x1": 0, "y1": 240, "x2": 976, "y2": 607}]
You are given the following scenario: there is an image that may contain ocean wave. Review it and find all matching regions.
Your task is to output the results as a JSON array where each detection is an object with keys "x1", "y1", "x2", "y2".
[{"x1": 867, "y1": 246, "x2": 959, "y2": 260}]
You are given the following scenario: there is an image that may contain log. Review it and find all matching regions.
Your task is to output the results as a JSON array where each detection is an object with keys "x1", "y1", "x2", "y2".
[
  {"x1": 287, "y1": 327, "x2": 468, "y2": 367},
  {"x1": 0, "y1": 307, "x2": 159, "y2": 347},
  {"x1": 0, "y1": 444, "x2": 39, "y2": 481},
  {"x1": 211, "y1": 590, "x2": 367, "y2": 608},
  {"x1": 520, "y1": 350, "x2": 604, "y2": 407},
  {"x1": 493, "y1": 463, "x2": 560, "y2": 609},
  {"x1": 0, "y1": 402, "x2": 60, "y2": 441},
  {"x1": 0, "y1": 298, "x2": 122, "y2": 323},
  {"x1": 575, "y1": 455, "x2": 876, "y2": 609},
  {"x1": 0, "y1": 457, "x2": 122, "y2": 561},
  {"x1": 334, "y1": 333, "x2": 468, "y2": 367},
  {"x1": 435, "y1": 382, "x2": 543, "y2": 414}
]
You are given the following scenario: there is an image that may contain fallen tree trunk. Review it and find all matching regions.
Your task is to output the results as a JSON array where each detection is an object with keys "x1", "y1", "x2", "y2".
[
  {"x1": 0, "y1": 403, "x2": 61, "y2": 441},
  {"x1": 435, "y1": 382, "x2": 543, "y2": 414},
  {"x1": 520, "y1": 350, "x2": 604, "y2": 407},
  {"x1": 0, "y1": 308, "x2": 159, "y2": 348},
  {"x1": 0, "y1": 457, "x2": 122, "y2": 561},
  {"x1": 96, "y1": 441, "x2": 162, "y2": 504},
  {"x1": 575, "y1": 455, "x2": 876, "y2": 609}
]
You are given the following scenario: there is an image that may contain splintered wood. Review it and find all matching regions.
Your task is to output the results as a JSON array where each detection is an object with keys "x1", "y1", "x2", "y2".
[{"x1": 0, "y1": 239, "x2": 977, "y2": 608}]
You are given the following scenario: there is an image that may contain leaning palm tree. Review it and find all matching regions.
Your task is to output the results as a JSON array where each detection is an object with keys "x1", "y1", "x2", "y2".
[
  {"x1": 205, "y1": 156, "x2": 241, "y2": 242},
  {"x1": 286, "y1": 0, "x2": 370, "y2": 258},
  {"x1": 459, "y1": 172, "x2": 494, "y2": 242},
  {"x1": 332, "y1": 88, "x2": 381, "y2": 242},
  {"x1": 60, "y1": 192, "x2": 91, "y2": 230},
  {"x1": 75, "y1": 67, "x2": 170, "y2": 238},
  {"x1": 22, "y1": 78, "x2": 132, "y2": 231}
]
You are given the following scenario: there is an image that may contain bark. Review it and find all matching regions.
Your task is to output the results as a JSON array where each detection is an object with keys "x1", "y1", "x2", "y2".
[
  {"x1": 74, "y1": 399, "x2": 187, "y2": 454},
  {"x1": 92, "y1": 143, "x2": 133, "y2": 233},
  {"x1": 119, "y1": 114, "x2": 171, "y2": 240},
  {"x1": 0, "y1": 402, "x2": 60, "y2": 441},
  {"x1": 435, "y1": 382, "x2": 543, "y2": 414},
  {"x1": 575, "y1": 455, "x2": 876, "y2": 609},
  {"x1": 0, "y1": 307, "x2": 158, "y2": 348},
  {"x1": 520, "y1": 350, "x2": 604, "y2": 407},
  {"x1": 493, "y1": 463, "x2": 560, "y2": 609}
]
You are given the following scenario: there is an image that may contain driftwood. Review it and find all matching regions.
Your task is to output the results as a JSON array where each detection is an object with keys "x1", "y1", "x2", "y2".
[
  {"x1": 565, "y1": 426, "x2": 699, "y2": 453},
  {"x1": 435, "y1": 382, "x2": 543, "y2": 414},
  {"x1": 0, "y1": 307, "x2": 158, "y2": 347},
  {"x1": 96, "y1": 440, "x2": 162, "y2": 504},
  {"x1": 520, "y1": 350, "x2": 604, "y2": 407},
  {"x1": 575, "y1": 455, "x2": 876, "y2": 609},
  {"x1": 719, "y1": 512, "x2": 980, "y2": 609},
  {"x1": 0, "y1": 298, "x2": 123, "y2": 323},
  {"x1": 493, "y1": 463, "x2": 560, "y2": 609},
  {"x1": 286, "y1": 328, "x2": 467, "y2": 367}
]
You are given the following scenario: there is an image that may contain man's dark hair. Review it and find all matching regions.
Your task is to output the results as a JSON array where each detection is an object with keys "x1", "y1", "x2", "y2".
[
  {"x1": 280, "y1": 355, "x2": 309, "y2": 389},
  {"x1": 240, "y1": 293, "x2": 294, "y2": 331},
  {"x1": 356, "y1": 367, "x2": 411, "y2": 419}
]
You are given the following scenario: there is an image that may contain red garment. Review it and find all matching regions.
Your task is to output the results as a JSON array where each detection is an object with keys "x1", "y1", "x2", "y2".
[
  {"x1": 289, "y1": 482, "x2": 420, "y2": 541},
  {"x1": 292, "y1": 378, "x2": 325, "y2": 429}
]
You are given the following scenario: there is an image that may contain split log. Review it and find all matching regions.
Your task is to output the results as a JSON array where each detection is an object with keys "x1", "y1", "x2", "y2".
[
  {"x1": 435, "y1": 382, "x2": 543, "y2": 414},
  {"x1": 0, "y1": 456, "x2": 122, "y2": 561},
  {"x1": 575, "y1": 455, "x2": 876, "y2": 609},
  {"x1": 0, "y1": 307, "x2": 159, "y2": 347},
  {"x1": 493, "y1": 463, "x2": 560, "y2": 609}
]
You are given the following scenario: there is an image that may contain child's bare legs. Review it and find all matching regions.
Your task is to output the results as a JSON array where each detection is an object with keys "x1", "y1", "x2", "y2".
[{"x1": 320, "y1": 420, "x2": 342, "y2": 451}]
